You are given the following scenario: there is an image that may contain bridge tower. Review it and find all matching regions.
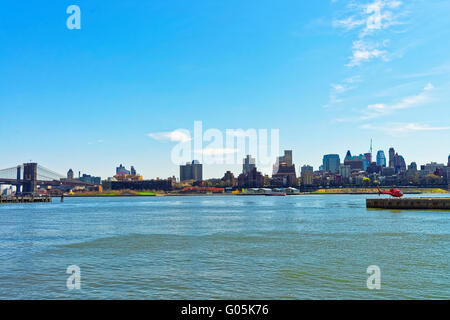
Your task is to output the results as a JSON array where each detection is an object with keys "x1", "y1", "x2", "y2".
[
  {"x1": 23, "y1": 163, "x2": 37, "y2": 194},
  {"x1": 16, "y1": 166, "x2": 22, "y2": 194}
]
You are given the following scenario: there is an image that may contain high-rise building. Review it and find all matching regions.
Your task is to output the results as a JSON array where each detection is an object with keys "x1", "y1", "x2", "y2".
[
  {"x1": 443, "y1": 156, "x2": 450, "y2": 184},
  {"x1": 273, "y1": 150, "x2": 293, "y2": 174},
  {"x1": 114, "y1": 164, "x2": 142, "y2": 181},
  {"x1": 272, "y1": 163, "x2": 297, "y2": 187},
  {"x1": 301, "y1": 165, "x2": 313, "y2": 177},
  {"x1": 180, "y1": 160, "x2": 203, "y2": 182},
  {"x1": 339, "y1": 164, "x2": 351, "y2": 179},
  {"x1": 322, "y1": 154, "x2": 340, "y2": 173},
  {"x1": 393, "y1": 153, "x2": 407, "y2": 173},
  {"x1": 300, "y1": 165, "x2": 313, "y2": 186},
  {"x1": 283, "y1": 150, "x2": 293, "y2": 166},
  {"x1": 422, "y1": 162, "x2": 445, "y2": 174},
  {"x1": 389, "y1": 148, "x2": 395, "y2": 168},
  {"x1": 272, "y1": 150, "x2": 297, "y2": 186},
  {"x1": 191, "y1": 160, "x2": 202, "y2": 181},
  {"x1": 444, "y1": 166, "x2": 450, "y2": 184},
  {"x1": 79, "y1": 174, "x2": 101, "y2": 185},
  {"x1": 408, "y1": 162, "x2": 418, "y2": 172},
  {"x1": 67, "y1": 169, "x2": 74, "y2": 179},
  {"x1": 221, "y1": 171, "x2": 236, "y2": 187},
  {"x1": 376, "y1": 150, "x2": 386, "y2": 167},
  {"x1": 243, "y1": 155, "x2": 256, "y2": 175},
  {"x1": 116, "y1": 164, "x2": 131, "y2": 176},
  {"x1": 301, "y1": 170, "x2": 313, "y2": 186},
  {"x1": 344, "y1": 151, "x2": 364, "y2": 170},
  {"x1": 238, "y1": 167, "x2": 264, "y2": 188}
]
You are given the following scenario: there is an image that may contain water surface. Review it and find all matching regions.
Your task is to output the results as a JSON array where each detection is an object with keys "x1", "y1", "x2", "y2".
[{"x1": 0, "y1": 194, "x2": 448, "y2": 299}]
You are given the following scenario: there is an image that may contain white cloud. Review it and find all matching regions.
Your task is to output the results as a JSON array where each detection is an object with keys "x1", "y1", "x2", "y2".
[
  {"x1": 147, "y1": 130, "x2": 191, "y2": 143},
  {"x1": 360, "y1": 83, "x2": 434, "y2": 119},
  {"x1": 334, "y1": 1, "x2": 403, "y2": 36},
  {"x1": 347, "y1": 40, "x2": 388, "y2": 67},
  {"x1": 362, "y1": 1, "x2": 402, "y2": 36},
  {"x1": 333, "y1": 17, "x2": 365, "y2": 30},
  {"x1": 333, "y1": 1, "x2": 405, "y2": 67}
]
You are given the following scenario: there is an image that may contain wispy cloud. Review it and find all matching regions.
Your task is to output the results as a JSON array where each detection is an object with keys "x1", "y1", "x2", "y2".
[
  {"x1": 333, "y1": 16, "x2": 366, "y2": 31},
  {"x1": 324, "y1": 76, "x2": 362, "y2": 108},
  {"x1": 147, "y1": 130, "x2": 191, "y2": 143},
  {"x1": 332, "y1": 82, "x2": 435, "y2": 122},
  {"x1": 360, "y1": 83, "x2": 434, "y2": 119},
  {"x1": 333, "y1": 1, "x2": 405, "y2": 67},
  {"x1": 361, "y1": 0, "x2": 403, "y2": 36},
  {"x1": 347, "y1": 40, "x2": 388, "y2": 67},
  {"x1": 360, "y1": 122, "x2": 450, "y2": 135},
  {"x1": 333, "y1": 0, "x2": 404, "y2": 37},
  {"x1": 400, "y1": 62, "x2": 450, "y2": 79}
]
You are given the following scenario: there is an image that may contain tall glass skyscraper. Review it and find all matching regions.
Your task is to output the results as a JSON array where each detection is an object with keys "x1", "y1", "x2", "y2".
[
  {"x1": 322, "y1": 154, "x2": 340, "y2": 173},
  {"x1": 376, "y1": 150, "x2": 386, "y2": 167}
]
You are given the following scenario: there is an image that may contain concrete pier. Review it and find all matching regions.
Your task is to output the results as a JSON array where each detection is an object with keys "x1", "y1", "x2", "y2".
[
  {"x1": 0, "y1": 195, "x2": 52, "y2": 204},
  {"x1": 367, "y1": 198, "x2": 450, "y2": 210}
]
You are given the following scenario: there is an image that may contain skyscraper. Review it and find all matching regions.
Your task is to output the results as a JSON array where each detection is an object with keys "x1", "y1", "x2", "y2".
[
  {"x1": 389, "y1": 148, "x2": 395, "y2": 168},
  {"x1": 243, "y1": 155, "x2": 256, "y2": 175},
  {"x1": 339, "y1": 164, "x2": 351, "y2": 179},
  {"x1": 376, "y1": 150, "x2": 386, "y2": 167},
  {"x1": 344, "y1": 151, "x2": 364, "y2": 170},
  {"x1": 300, "y1": 165, "x2": 313, "y2": 177},
  {"x1": 300, "y1": 165, "x2": 314, "y2": 186},
  {"x1": 272, "y1": 150, "x2": 297, "y2": 186},
  {"x1": 238, "y1": 167, "x2": 264, "y2": 188},
  {"x1": 180, "y1": 160, "x2": 203, "y2": 182},
  {"x1": 322, "y1": 154, "x2": 340, "y2": 173},
  {"x1": 283, "y1": 150, "x2": 293, "y2": 166},
  {"x1": 388, "y1": 148, "x2": 407, "y2": 173},
  {"x1": 273, "y1": 150, "x2": 293, "y2": 174},
  {"x1": 393, "y1": 153, "x2": 406, "y2": 173},
  {"x1": 408, "y1": 162, "x2": 418, "y2": 171}
]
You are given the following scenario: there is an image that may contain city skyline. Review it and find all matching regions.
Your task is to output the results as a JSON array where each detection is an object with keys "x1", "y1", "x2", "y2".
[
  {"x1": 1, "y1": 1, "x2": 450, "y2": 179},
  {"x1": 61, "y1": 145, "x2": 449, "y2": 181}
]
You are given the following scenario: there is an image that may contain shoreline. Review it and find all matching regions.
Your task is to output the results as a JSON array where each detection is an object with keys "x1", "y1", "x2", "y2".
[{"x1": 61, "y1": 190, "x2": 448, "y2": 198}]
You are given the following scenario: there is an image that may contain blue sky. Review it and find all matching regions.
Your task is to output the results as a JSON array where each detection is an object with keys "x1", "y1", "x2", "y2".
[{"x1": 1, "y1": 0, "x2": 449, "y2": 179}]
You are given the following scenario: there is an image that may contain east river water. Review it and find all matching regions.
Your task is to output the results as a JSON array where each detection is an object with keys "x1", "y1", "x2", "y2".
[{"x1": 0, "y1": 194, "x2": 448, "y2": 299}]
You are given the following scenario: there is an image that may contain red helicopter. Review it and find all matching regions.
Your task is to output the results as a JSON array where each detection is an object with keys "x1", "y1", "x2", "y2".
[{"x1": 377, "y1": 186, "x2": 403, "y2": 198}]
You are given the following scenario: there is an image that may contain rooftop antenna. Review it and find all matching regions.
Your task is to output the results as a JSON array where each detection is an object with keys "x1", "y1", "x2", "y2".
[{"x1": 370, "y1": 139, "x2": 373, "y2": 154}]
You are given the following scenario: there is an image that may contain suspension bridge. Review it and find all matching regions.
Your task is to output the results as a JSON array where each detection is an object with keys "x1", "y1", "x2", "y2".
[{"x1": 0, "y1": 163, "x2": 95, "y2": 195}]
